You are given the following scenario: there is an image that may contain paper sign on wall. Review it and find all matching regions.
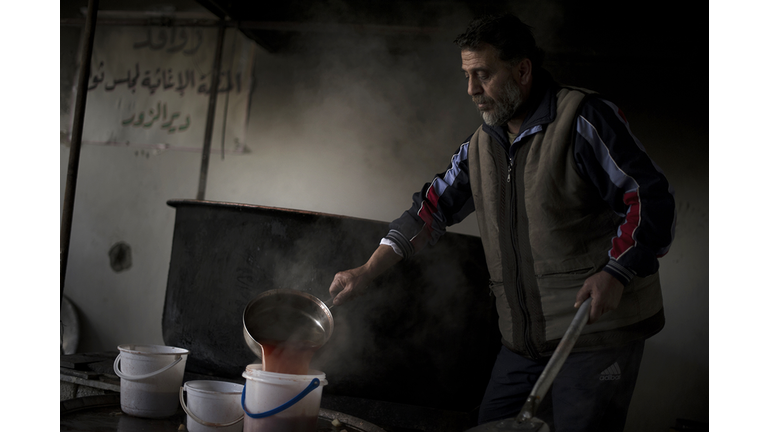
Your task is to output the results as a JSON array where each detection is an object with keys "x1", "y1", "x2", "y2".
[{"x1": 75, "y1": 25, "x2": 254, "y2": 154}]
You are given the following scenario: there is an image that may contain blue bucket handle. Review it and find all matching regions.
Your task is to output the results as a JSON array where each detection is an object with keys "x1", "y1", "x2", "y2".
[{"x1": 241, "y1": 378, "x2": 320, "y2": 418}]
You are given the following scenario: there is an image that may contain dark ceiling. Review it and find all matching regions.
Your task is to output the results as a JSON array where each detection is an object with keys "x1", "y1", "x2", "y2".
[
  {"x1": 185, "y1": 0, "x2": 706, "y2": 118},
  {"x1": 61, "y1": 0, "x2": 705, "y2": 61},
  {"x1": 191, "y1": 0, "x2": 704, "y2": 60},
  {"x1": 192, "y1": 0, "x2": 511, "y2": 53},
  {"x1": 61, "y1": 0, "x2": 706, "y2": 116}
]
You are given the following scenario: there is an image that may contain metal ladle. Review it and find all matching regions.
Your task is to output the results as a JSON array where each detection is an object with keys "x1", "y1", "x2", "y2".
[{"x1": 242, "y1": 289, "x2": 334, "y2": 359}]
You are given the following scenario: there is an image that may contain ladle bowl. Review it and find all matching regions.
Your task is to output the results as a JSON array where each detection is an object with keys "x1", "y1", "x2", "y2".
[{"x1": 243, "y1": 289, "x2": 334, "y2": 359}]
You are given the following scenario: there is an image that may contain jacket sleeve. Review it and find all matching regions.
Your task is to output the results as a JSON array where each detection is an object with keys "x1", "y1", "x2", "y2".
[
  {"x1": 384, "y1": 140, "x2": 475, "y2": 259},
  {"x1": 573, "y1": 97, "x2": 676, "y2": 285}
]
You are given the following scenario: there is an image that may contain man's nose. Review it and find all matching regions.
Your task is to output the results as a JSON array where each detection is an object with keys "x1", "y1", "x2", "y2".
[{"x1": 467, "y1": 77, "x2": 482, "y2": 96}]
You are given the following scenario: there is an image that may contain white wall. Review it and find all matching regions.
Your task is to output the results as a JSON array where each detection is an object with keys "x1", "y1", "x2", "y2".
[
  {"x1": 61, "y1": 28, "x2": 484, "y2": 356},
  {"x1": 205, "y1": 36, "x2": 482, "y2": 231},
  {"x1": 60, "y1": 7, "x2": 708, "y2": 431},
  {"x1": 61, "y1": 144, "x2": 200, "y2": 349}
]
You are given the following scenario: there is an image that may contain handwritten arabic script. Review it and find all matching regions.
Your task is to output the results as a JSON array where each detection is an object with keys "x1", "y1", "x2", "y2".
[
  {"x1": 132, "y1": 27, "x2": 204, "y2": 55},
  {"x1": 121, "y1": 101, "x2": 191, "y2": 133},
  {"x1": 76, "y1": 25, "x2": 253, "y2": 152},
  {"x1": 88, "y1": 62, "x2": 242, "y2": 96}
]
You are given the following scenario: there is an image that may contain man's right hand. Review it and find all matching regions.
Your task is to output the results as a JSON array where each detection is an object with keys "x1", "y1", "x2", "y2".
[
  {"x1": 329, "y1": 266, "x2": 373, "y2": 306},
  {"x1": 328, "y1": 243, "x2": 404, "y2": 306}
]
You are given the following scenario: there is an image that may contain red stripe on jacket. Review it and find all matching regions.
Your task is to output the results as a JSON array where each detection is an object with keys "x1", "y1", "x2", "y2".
[
  {"x1": 611, "y1": 190, "x2": 641, "y2": 259},
  {"x1": 417, "y1": 185, "x2": 440, "y2": 236}
]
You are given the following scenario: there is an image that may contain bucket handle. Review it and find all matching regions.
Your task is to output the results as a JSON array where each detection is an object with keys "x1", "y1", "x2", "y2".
[
  {"x1": 241, "y1": 378, "x2": 320, "y2": 418},
  {"x1": 113, "y1": 353, "x2": 183, "y2": 381},
  {"x1": 179, "y1": 386, "x2": 244, "y2": 428}
]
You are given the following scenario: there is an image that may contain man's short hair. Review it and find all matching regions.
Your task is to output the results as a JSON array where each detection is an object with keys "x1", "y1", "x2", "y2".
[{"x1": 454, "y1": 13, "x2": 544, "y2": 69}]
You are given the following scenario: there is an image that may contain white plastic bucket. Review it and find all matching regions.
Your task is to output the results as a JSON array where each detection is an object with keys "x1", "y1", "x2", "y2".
[
  {"x1": 113, "y1": 344, "x2": 189, "y2": 418},
  {"x1": 180, "y1": 380, "x2": 244, "y2": 432},
  {"x1": 241, "y1": 364, "x2": 328, "y2": 432}
]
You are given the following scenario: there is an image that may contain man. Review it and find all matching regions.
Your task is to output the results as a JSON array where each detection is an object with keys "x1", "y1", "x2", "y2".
[{"x1": 329, "y1": 13, "x2": 675, "y2": 431}]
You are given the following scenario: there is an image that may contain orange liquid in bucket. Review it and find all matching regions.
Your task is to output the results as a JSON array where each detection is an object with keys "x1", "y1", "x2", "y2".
[
  {"x1": 260, "y1": 340, "x2": 321, "y2": 375},
  {"x1": 242, "y1": 290, "x2": 330, "y2": 431}
]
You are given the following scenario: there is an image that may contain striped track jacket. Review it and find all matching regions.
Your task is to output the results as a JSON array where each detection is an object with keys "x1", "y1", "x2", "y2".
[{"x1": 385, "y1": 77, "x2": 676, "y2": 286}]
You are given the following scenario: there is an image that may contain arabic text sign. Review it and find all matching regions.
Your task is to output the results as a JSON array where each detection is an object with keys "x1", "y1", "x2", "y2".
[{"x1": 80, "y1": 26, "x2": 253, "y2": 151}]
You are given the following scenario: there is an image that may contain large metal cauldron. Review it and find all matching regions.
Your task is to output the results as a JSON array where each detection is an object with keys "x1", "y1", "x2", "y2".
[{"x1": 162, "y1": 199, "x2": 499, "y2": 422}]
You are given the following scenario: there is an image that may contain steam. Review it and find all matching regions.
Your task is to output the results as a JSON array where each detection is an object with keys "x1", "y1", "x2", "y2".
[
  {"x1": 234, "y1": 5, "x2": 482, "y2": 231},
  {"x1": 228, "y1": 1, "x2": 512, "y2": 405}
]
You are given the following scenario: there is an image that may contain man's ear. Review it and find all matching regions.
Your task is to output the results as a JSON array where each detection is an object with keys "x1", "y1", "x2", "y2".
[{"x1": 518, "y1": 58, "x2": 533, "y2": 86}]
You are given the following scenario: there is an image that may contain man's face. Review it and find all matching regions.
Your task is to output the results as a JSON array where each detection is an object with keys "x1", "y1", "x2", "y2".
[{"x1": 461, "y1": 45, "x2": 524, "y2": 127}]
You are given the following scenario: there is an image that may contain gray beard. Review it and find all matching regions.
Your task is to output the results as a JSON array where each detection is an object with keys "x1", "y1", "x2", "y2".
[{"x1": 475, "y1": 81, "x2": 523, "y2": 127}]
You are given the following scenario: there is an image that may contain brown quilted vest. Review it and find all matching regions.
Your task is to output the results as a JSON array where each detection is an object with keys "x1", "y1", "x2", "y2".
[{"x1": 468, "y1": 86, "x2": 664, "y2": 358}]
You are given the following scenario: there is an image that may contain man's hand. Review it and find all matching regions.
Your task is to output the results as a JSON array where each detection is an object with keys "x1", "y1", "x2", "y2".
[
  {"x1": 574, "y1": 271, "x2": 624, "y2": 324},
  {"x1": 329, "y1": 266, "x2": 373, "y2": 306},
  {"x1": 328, "y1": 244, "x2": 403, "y2": 306}
]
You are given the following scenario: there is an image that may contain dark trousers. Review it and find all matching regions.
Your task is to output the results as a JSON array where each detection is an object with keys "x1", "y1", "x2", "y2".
[{"x1": 477, "y1": 340, "x2": 645, "y2": 432}]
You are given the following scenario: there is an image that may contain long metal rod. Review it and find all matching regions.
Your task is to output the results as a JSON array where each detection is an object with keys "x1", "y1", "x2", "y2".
[
  {"x1": 61, "y1": 0, "x2": 99, "y2": 302},
  {"x1": 515, "y1": 297, "x2": 592, "y2": 424},
  {"x1": 196, "y1": 22, "x2": 226, "y2": 200}
]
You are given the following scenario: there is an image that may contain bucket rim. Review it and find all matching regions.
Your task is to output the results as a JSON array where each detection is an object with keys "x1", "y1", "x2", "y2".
[
  {"x1": 117, "y1": 344, "x2": 190, "y2": 356},
  {"x1": 184, "y1": 380, "x2": 244, "y2": 395},
  {"x1": 242, "y1": 364, "x2": 327, "y2": 384}
]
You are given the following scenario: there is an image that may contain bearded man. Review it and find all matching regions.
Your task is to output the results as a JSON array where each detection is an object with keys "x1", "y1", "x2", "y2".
[{"x1": 329, "y1": 13, "x2": 676, "y2": 431}]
